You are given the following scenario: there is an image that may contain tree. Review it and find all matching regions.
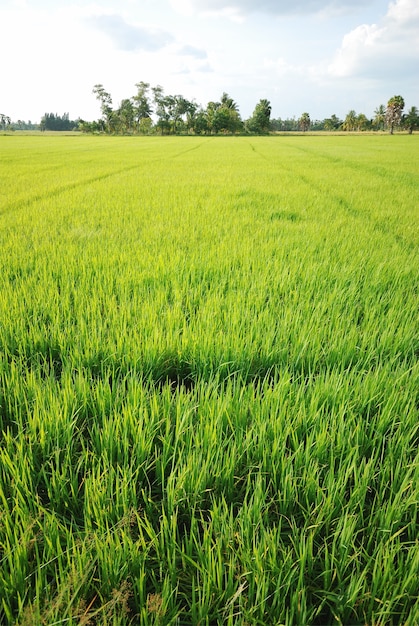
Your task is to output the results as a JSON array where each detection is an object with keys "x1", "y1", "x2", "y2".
[
  {"x1": 138, "y1": 117, "x2": 153, "y2": 135},
  {"x1": 219, "y1": 93, "x2": 242, "y2": 132},
  {"x1": 205, "y1": 94, "x2": 242, "y2": 134},
  {"x1": 214, "y1": 106, "x2": 242, "y2": 134},
  {"x1": 40, "y1": 112, "x2": 76, "y2": 131},
  {"x1": 0, "y1": 113, "x2": 11, "y2": 130},
  {"x1": 270, "y1": 117, "x2": 298, "y2": 131},
  {"x1": 356, "y1": 113, "x2": 370, "y2": 131},
  {"x1": 192, "y1": 108, "x2": 209, "y2": 135},
  {"x1": 246, "y1": 99, "x2": 272, "y2": 134},
  {"x1": 116, "y1": 99, "x2": 135, "y2": 134},
  {"x1": 220, "y1": 92, "x2": 239, "y2": 112},
  {"x1": 402, "y1": 106, "x2": 419, "y2": 134},
  {"x1": 298, "y1": 112, "x2": 310, "y2": 132},
  {"x1": 323, "y1": 114, "x2": 342, "y2": 131},
  {"x1": 386, "y1": 95, "x2": 405, "y2": 134},
  {"x1": 92, "y1": 84, "x2": 114, "y2": 132},
  {"x1": 133, "y1": 82, "x2": 152, "y2": 128},
  {"x1": 205, "y1": 101, "x2": 219, "y2": 133},
  {"x1": 184, "y1": 100, "x2": 198, "y2": 133},
  {"x1": 373, "y1": 105, "x2": 386, "y2": 131},
  {"x1": 151, "y1": 85, "x2": 171, "y2": 134},
  {"x1": 170, "y1": 95, "x2": 194, "y2": 134},
  {"x1": 342, "y1": 110, "x2": 358, "y2": 132}
]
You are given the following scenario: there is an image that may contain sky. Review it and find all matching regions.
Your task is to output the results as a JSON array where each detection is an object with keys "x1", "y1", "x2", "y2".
[{"x1": 1, "y1": 0, "x2": 418, "y2": 123}]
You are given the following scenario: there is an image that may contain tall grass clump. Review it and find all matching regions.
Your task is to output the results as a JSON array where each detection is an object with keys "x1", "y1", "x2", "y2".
[{"x1": 0, "y1": 134, "x2": 418, "y2": 624}]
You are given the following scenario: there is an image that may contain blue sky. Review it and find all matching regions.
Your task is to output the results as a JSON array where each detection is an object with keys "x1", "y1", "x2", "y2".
[{"x1": 1, "y1": 0, "x2": 418, "y2": 123}]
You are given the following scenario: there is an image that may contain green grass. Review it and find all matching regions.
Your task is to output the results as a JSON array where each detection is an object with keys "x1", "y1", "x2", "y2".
[{"x1": 0, "y1": 134, "x2": 418, "y2": 625}]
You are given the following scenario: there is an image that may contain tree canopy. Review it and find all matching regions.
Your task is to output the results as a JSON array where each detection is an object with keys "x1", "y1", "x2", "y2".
[
  {"x1": 246, "y1": 100, "x2": 272, "y2": 134},
  {"x1": 0, "y1": 113, "x2": 11, "y2": 130},
  {"x1": 402, "y1": 106, "x2": 419, "y2": 135},
  {"x1": 298, "y1": 112, "x2": 311, "y2": 132},
  {"x1": 386, "y1": 95, "x2": 405, "y2": 135},
  {"x1": 40, "y1": 113, "x2": 78, "y2": 132},
  {"x1": 3, "y1": 85, "x2": 417, "y2": 135}
]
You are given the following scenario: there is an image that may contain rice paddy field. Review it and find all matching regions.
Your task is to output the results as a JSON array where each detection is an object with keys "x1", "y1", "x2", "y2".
[{"x1": 0, "y1": 134, "x2": 418, "y2": 625}]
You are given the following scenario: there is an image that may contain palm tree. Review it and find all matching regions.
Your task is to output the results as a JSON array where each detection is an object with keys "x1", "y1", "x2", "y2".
[
  {"x1": 402, "y1": 106, "x2": 419, "y2": 134},
  {"x1": 247, "y1": 99, "x2": 272, "y2": 134},
  {"x1": 356, "y1": 113, "x2": 369, "y2": 131},
  {"x1": 298, "y1": 112, "x2": 310, "y2": 132},
  {"x1": 220, "y1": 92, "x2": 239, "y2": 112},
  {"x1": 342, "y1": 110, "x2": 357, "y2": 132},
  {"x1": 386, "y1": 95, "x2": 405, "y2": 134},
  {"x1": 373, "y1": 105, "x2": 386, "y2": 131},
  {"x1": 117, "y1": 99, "x2": 135, "y2": 134}
]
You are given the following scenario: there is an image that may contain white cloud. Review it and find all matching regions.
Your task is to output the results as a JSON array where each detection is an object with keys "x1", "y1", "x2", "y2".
[
  {"x1": 328, "y1": 0, "x2": 419, "y2": 79},
  {"x1": 177, "y1": 44, "x2": 208, "y2": 59},
  {"x1": 86, "y1": 14, "x2": 174, "y2": 51},
  {"x1": 171, "y1": 0, "x2": 373, "y2": 17},
  {"x1": 328, "y1": 23, "x2": 386, "y2": 77},
  {"x1": 263, "y1": 57, "x2": 304, "y2": 78},
  {"x1": 387, "y1": 0, "x2": 419, "y2": 25},
  {"x1": 1, "y1": 0, "x2": 417, "y2": 124}
]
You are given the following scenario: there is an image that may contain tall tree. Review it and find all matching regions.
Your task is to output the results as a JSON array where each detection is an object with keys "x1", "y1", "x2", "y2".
[
  {"x1": 402, "y1": 106, "x2": 419, "y2": 134},
  {"x1": 246, "y1": 99, "x2": 272, "y2": 134},
  {"x1": 170, "y1": 95, "x2": 193, "y2": 134},
  {"x1": 342, "y1": 110, "x2": 358, "y2": 131},
  {"x1": 40, "y1": 112, "x2": 76, "y2": 131},
  {"x1": 215, "y1": 106, "x2": 242, "y2": 134},
  {"x1": 356, "y1": 113, "x2": 370, "y2": 131},
  {"x1": 192, "y1": 108, "x2": 209, "y2": 135},
  {"x1": 92, "y1": 84, "x2": 114, "y2": 132},
  {"x1": 205, "y1": 101, "x2": 220, "y2": 133},
  {"x1": 298, "y1": 112, "x2": 311, "y2": 132},
  {"x1": 0, "y1": 114, "x2": 11, "y2": 130},
  {"x1": 151, "y1": 86, "x2": 171, "y2": 134},
  {"x1": 133, "y1": 82, "x2": 152, "y2": 127},
  {"x1": 184, "y1": 100, "x2": 198, "y2": 133},
  {"x1": 386, "y1": 95, "x2": 405, "y2": 134},
  {"x1": 323, "y1": 114, "x2": 342, "y2": 131},
  {"x1": 116, "y1": 99, "x2": 135, "y2": 134},
  {"x1": 206, "y1": 94, "x2": 242, "y2": 134},
  {"x1": 220, "y1": 92, "x2": 239, "y2": 112},
  {"x1": 373, "y1": 105, "x2": 386, "y2": 131}
]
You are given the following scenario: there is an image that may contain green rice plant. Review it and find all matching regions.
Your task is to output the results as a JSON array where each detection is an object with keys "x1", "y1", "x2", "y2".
[{"x1": 0, "y1": 134, "x2": 418, "y2": 624}]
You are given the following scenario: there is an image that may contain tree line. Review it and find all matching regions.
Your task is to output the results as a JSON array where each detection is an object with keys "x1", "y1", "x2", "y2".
[
  {"x1": 40, "y1": 112, "x2": 79, "y2": 132},
  {"x1": 76, "y1": 83, "x2": 271, "y2": 136},
  {"x1": 77, "y1": 87, "x2": 418, "y2": 135},
  {"x1": 2, "y1": 91, "x2": 418, "y2": 134},
  {"x1": 0, "y1": 113, "x2": 75, "y2": 132}
]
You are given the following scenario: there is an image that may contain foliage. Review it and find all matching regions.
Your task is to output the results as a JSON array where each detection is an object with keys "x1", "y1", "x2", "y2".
[
  {"x1": 270, "y1": 116, "x2": 299, "y2": 131},
  {"x1": 0, "y1": 135, "x2": 418, "y2": 624},
  {"x1": 92, "y1": 83, "x2": 114, "y2": 133},
  {"x1": 4, "y1": 84, "x2": 418, "y2": 136},
  {"x1": 342, "y1": 110, "x2": 358, "y2": 131},
  {"x1": 40, "y1": 112, "x2": 78, "y2": 132},
  {"x1": 341, "y1": 110, "x2": 372, "y2": 132},
  {"x1": 373, "y1": 104, "x2": 386, "y2": 131},
  {"x1": 0, "y1": 113, "x2": 11, "y2": 130},
  {"x1": 8, "y1": 119, "x2": 38, "y2": 131},
  {"x1": 246, "y1": 99, "x2": 272, "y2": 134},
  {"x1": 322, "y1": 114, "x2": 342, "y2": 131},
  {"x1": 133, "y1": 81, "x2": 152, "y2": 122},
  {"x1": 386, "y1": 95, "x2": 405, "y2": 134},
  {"x1": 298, "y1": 112, "x2": 311, "y2": 132},
  {"x1": 402, "y1": 106, "x2": 419, "y2": 134}
]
